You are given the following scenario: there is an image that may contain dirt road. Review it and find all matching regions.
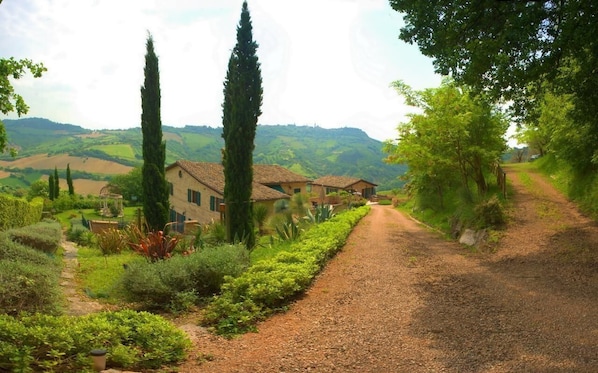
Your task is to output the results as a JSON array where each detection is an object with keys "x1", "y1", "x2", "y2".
[{"x1": 180, "y1": 167, "x2": 598, "y2": 372}]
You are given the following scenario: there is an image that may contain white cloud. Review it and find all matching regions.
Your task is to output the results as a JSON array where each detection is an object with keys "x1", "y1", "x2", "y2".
[{"x1": 0, "y1": 0, "x2": 441, "y2": 141}]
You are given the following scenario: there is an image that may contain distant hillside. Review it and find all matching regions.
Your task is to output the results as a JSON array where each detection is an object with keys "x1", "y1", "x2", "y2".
[{"x1": 1, "y1": 118, "x2": 406, "y2": 190}]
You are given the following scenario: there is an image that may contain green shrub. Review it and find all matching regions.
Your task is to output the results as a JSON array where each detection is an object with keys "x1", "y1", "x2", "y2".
[
  {"x1": 202, "y1": 206, "x2": 370, "y2": 336},
  {"x1": 378, "y1": 199, "x2": 392, "y2": 205},
  {"x1": 0, "y1": 259, "x2": 63, "y2": 316},
  {"x1": 0, "y1": 195, "x2": 43, "y2": 231},
  {"x1": 0, "y1": 310, "x2": 190, "y2": 372},
  {"x1": 121, "y1": 243, "x2": 250, "y2": 310},
  {"x1": 474, "y1": 195, "x2": 505, "y2": 228},
  {"x1": 6, "y1": 220, "x2": 62, "y2": 254},
  {"x1": 67, "y1": 225, "x2": 96, "y2": 246}
]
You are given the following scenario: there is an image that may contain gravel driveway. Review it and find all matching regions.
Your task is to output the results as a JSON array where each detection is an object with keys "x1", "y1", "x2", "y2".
[{"x1": 179, "y1": 166, "x2": 598, "y2": 372}]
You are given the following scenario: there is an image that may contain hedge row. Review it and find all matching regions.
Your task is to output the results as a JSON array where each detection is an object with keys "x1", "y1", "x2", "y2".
[
  {"x1": 0, "y1": 310, "x2": 191, "y2": 372},
  {"x1": 0, "y1": 220, "x2": 64, "y2": 315},
  {"x1": 201, "y1": 205, "x2": 370, "y2": 336},
  {"x1": 0, "y1": 195, "x2": 43, "y2": 231}
]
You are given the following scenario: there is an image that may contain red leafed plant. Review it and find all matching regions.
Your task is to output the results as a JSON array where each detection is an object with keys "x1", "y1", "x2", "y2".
[{"x1": 128, "y1": 230, "x2": 179, "y2": 262}]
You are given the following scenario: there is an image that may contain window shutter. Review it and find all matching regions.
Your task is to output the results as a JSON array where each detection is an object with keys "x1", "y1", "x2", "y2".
[
  {"x1": 196, "y1": 191, "x2": 201, "y2": 206},
  {"x1": 187, "y1": 189, "x2": 191, "y2": 202},
  {"x1": 210, "y1": 196, "x2": 215, "y2": 211}
]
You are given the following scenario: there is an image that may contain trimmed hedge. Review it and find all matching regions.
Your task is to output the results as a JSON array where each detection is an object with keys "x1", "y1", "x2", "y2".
[
  {"x1": 0, "y1": 310, "x2": 191, "y2": 372},
  {"x1": 0, "y1": 234, "x2": 63, "y2": 315},
  {"x1": 201, "y1": 206, "x2": 370, "y2": 336},
  {"x1": 6, "y1": 219, "x2": 62, "y2": 254},
  {"x1": 0, "y1": 195, "x2": 43, "y2": 231}
]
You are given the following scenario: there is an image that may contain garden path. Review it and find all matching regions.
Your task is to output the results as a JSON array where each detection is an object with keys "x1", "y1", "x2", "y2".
[{"x1": 60, "y1": 238, "x2": 104, "y2": 316}]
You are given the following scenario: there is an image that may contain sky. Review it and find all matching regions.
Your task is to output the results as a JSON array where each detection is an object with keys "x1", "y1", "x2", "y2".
[{"x1": 0, "y1": 0, "x2": 442, "y2": 142}]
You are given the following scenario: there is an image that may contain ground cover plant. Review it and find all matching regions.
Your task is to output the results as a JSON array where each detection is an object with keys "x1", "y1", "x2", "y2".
[{"x1": 0, "y1": 310, "x2": 191, "y2": 372}]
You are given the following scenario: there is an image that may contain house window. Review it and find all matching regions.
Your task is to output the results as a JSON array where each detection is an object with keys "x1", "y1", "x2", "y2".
[
  {"x1": 168, "y1": 182, "x2": 173, "y2": 196},
  {"x1": 210, "y1": 196, "x2": 224, "y2": 212},
  {"x1": 187, "y1": 189, "x2": 201, "y2": 206},
  {"x1": 178, "y1": 170, "x2": 183, "y2": 178},
  {"x1": 293, "y1": 188, "x2": 301, "y2": 194},
  {"x1": 326, "y1": 187, "x2": 338, "y2": 194}
]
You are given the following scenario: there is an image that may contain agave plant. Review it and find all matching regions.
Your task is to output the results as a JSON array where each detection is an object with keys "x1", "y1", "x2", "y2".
[
  {"x1": 128, "y1": 230, "x2": 179, "y2": 262},
  {"x1": 305, "y1": 204, "x2": 336, "y2": 224}
]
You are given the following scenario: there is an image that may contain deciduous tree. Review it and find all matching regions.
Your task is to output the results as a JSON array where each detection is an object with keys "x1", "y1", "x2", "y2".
[
  {"x1": 391, "y1": 0, "x2": 598, "y2": 171},
  {"x1": 0, "y1": 57, "x2": 46, "y2": 155},
  {"x1": 108, "y1": 166, "x2": 142, "y2": 203},
  {"x1": 222, "y1": 1, "x2": 263, "y2": 248},
  {"x1": 140, "y1": 34, "x2": 169, "y2": 232},
  {"x1": 384, "y1": 79, "x2": 508, "y2": 205}
]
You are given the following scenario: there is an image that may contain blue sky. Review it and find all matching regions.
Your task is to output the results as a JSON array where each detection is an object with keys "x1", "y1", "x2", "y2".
[{"x1": 0, "y1": 0, "x2": 441, "y2": 141}]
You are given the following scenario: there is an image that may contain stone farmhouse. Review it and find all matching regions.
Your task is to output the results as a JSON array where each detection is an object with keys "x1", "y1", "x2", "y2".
[
  {"x1": 311, "y1": 175, "x2": 377, "y2": 201},
  {"x1": 165, "y1": 160, "x2": 312, "y2": 229}
]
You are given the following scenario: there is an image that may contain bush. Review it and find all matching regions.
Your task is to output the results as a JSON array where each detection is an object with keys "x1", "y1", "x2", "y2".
[
  {"x1": 0, "y1": 310, "x2": 191, "y2": 372},
  {"x1": 474, "y1": 195, "x2": 505, "y2": 228},
  {"x1": 121, "y1": 243, "x2": 250, "y2": 310},
  {"x1": 5, "y1": 219, "x2": 62, "y2": 254},
  {"x1": 0, "y1": 259, "x2": 62, "y2": 316},
  {"x1": 67, "y1": 225, "x2": 96, "y2": 247}
]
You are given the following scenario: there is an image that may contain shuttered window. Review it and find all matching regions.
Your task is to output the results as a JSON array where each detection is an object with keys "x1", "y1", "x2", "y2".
[{"x1": 187, "y1": 189, "x2": 201, "y2": 206}]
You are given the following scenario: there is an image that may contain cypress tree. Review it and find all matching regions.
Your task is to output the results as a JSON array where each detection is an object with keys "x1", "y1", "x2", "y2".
[
  {"x1": 140, "y1": 33, "x2": 169, "y2": 232},
  {"x1": 48, "y1": 174, "x2": 55, "y2": 200},
  {"x1": 53, "y1": 166, "x2": 60, "y2": 198},
  {"x1": 66, "y1": 163, "x2": 74, "y2": 196},
  {"x1": 222, "y1": 1, "x2": 263, "y2": 249}
]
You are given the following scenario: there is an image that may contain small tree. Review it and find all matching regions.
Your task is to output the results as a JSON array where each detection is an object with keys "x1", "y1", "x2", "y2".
[
  {"x1": 28, "y1": 179, "x2": 49, "y2": 200},
  {"x1": 66, "y1": 163, "x2": 74, "y2": 196}
]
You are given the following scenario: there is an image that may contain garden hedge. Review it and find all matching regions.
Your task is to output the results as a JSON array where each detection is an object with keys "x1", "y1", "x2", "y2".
[{"x1": 202, "y1": 205, "x2": 370, "y2": 336}]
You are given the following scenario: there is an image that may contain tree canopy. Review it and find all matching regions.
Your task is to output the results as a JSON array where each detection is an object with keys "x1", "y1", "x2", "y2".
[
  {"x1": 222, "y1": 1, "x2": 263, "y2": 249},
  {"x1": 0, "y1": 57, "x2": 46, "y2": 154},
  {"x1": 384, "y1": 79, "x2": 508, "y2": 207},
  {"x1": 390, "y1": 0, "x2": 597, "y2": 126}
]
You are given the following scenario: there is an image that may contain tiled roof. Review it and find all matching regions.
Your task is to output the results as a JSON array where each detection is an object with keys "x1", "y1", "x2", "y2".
[
  {"x1": 312, "y1": 175, "x2": 377, "y2": 188},
  {"x1": 167, "y1": 160, "x2": 291, "y2": 201},
  {"x1": 253, "y1": 164, "x2": 312, "y2": 184}
]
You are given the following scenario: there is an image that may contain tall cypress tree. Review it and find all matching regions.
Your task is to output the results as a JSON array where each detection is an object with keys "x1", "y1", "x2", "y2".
[
  {"x1": 53, "y1": 166, "x2": 60, "y2": 198},
  {"x1": 48, "y1": 174, "x2": 55, "y2": 200},
  {"x1": 222, "y1": 1, "x2": 263, "y2": 249},
  {"x1": 66, "y1": 163, "x2": 74, "y2": 196},
  {"x1": 140, "y1": 33, "x2": 169, "y2": 232}
]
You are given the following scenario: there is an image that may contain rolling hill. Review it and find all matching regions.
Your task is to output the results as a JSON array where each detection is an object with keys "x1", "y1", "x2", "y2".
[{"x1": 0, "y1": 118, "x2": 406, "y2": 193}]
